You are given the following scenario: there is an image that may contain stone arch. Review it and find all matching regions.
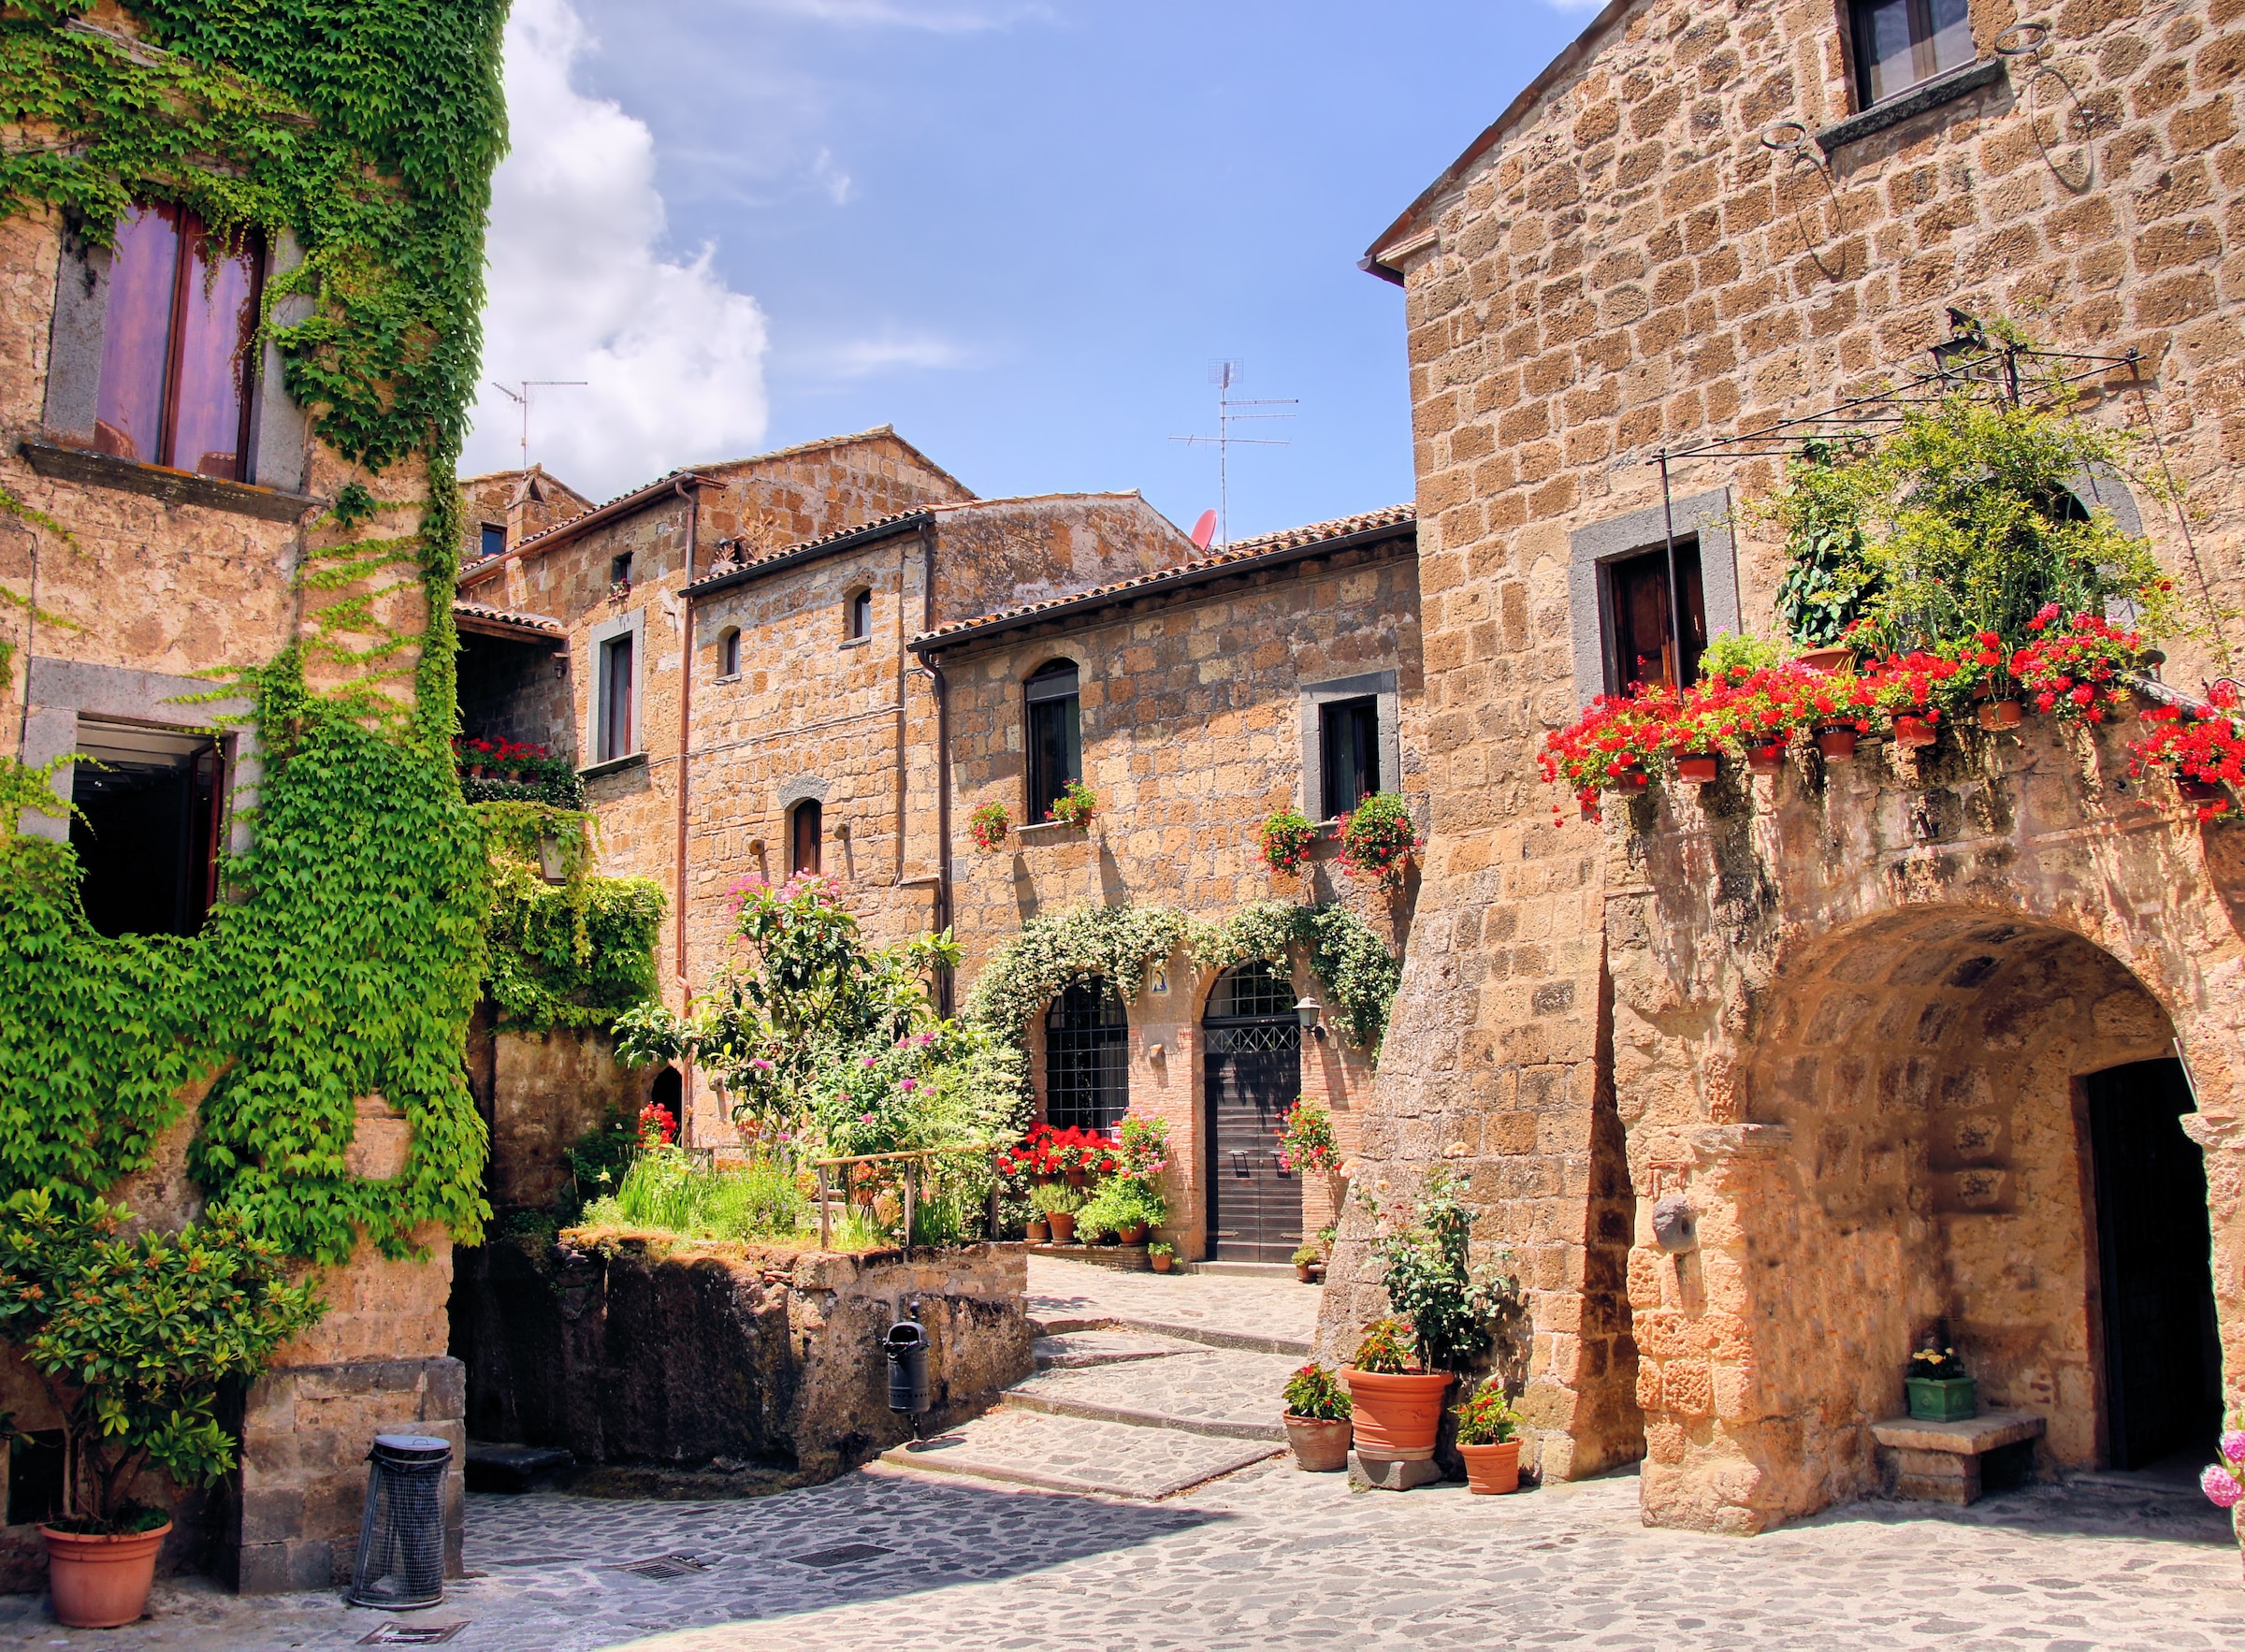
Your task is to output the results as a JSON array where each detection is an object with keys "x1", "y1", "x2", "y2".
[{"x1": 1632, "y1": 898, "x2": 2228, "y2": 1532}]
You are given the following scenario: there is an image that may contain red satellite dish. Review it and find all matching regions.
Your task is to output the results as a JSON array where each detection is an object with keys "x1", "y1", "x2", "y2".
[{"x1": 1190, "y1": 510, "x2": 1218, "y2": 549}]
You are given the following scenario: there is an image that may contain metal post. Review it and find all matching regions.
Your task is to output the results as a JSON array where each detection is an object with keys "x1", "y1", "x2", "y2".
[
  {"x1": 818, "y1": 1165, "x2": 831, "y2": 1251},
  {"x1": 903, "y1": 1159, "x2": 918, "y2": 1260},
  {"x1": 1658, "y1": 450, "x2": 1687, "y2": 688}
]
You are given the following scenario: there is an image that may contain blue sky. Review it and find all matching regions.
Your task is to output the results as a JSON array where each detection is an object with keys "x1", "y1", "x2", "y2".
[{"x1": 465, "y1": 1, "x2": 1597, "y2": 541}]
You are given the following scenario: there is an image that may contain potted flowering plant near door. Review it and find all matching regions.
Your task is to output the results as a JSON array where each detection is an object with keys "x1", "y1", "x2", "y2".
[
  {"x1": 1280, "y1": 1363, "x2": 1353, "y2": 1471},
  {"x1": 1454, "y1": 1384, "x2": 1523, "y2": 1494},
  {"x1": 0, "y1": 1195, "x2": 323, "y2": 1629},
  {"x1": 1905, "y1": 1339, "x2": 1976, "y2": 1421}
]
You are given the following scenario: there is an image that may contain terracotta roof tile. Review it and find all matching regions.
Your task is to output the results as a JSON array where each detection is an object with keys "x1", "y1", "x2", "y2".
[
  {"x1": 910, "y1": 503, "x2": 1416, "y2": 647},
  {"x1": 454, "y1": 600, "x2": 565, "y2": 641}
]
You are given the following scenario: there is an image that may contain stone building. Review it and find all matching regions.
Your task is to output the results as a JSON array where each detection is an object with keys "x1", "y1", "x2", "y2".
[{"x1": 1315, "y1": 0, "x2": 2245, "y2": 1529}]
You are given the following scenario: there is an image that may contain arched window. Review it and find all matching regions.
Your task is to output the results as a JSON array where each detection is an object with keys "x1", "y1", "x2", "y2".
[
  {"x1": 1025, "y1": 659, "x2": 1081, "y2": 823},
  {"x1": 1046, "y1": 977, "x2": 1127, "y2": 1131},
  {"x1": 847, "y1": 587, "x2": 873, "y2": 641},
  {"x1": 718, "y1": 627, "x2": 741, "y2": 677},
  {"x1": 790, "y1": 799, "x2": 822, "y2": 876}
]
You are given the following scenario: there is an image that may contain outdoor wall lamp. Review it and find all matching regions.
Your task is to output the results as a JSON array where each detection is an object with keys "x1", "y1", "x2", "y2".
[{"x1": 1295, "y1": 996, "x2": 1326, "y2": 1039}]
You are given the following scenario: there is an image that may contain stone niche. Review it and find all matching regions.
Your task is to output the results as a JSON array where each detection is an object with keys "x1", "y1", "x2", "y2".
[
  {"x1": 451, "y1": 1236, "x2": 1031, "y2": 1482},
  {"x1": 1605, "y1": 717, "x2": 2245, "y2": 1533}
]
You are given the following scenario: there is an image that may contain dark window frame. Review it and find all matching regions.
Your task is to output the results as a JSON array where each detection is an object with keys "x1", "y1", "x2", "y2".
[
  {"x1": 718, "y1": 627, "x2": 741, "y2": 678},
  {"x1": 1318, "y1": 696, "x2": 1382, "y2": 820},
  {"x1": 1024, "y1": 659, "x2": 1083, "y2": 824},
  {"x1": 847, "y1": 587, "x2": 873, "y2": 642},
  {"x1": 1597, "y1": 536, "x2": 1708, "y2": 697},
  {"x1": 1847, "y1": 0, "x2": 1975, "y2": 109},
  {"x1": 597, "y1": 631, "x2": 635, "y2": 761},
  {"x1": 479, "y1": 522, "x2": 506, "y2": 560},
  {"x1": 1045, "y1": 977, "x2": 1129, "y2": 1131},
  {"x1": 789, "y1": 798, "x2": 822, "y2": 876}
]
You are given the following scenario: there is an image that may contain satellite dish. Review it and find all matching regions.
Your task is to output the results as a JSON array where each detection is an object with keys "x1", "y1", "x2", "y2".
[{"x1": 1190, "y1": 510, "x2": 1218, "y2": 549}]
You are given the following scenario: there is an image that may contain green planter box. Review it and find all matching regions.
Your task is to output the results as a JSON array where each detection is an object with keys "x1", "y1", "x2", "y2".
[{"x1": 1905, "y1": 1376, "x2": 1977, "y2": 1422}]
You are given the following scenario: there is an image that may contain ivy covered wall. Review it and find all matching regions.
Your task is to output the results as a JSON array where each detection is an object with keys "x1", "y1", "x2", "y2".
[{"x1": 0, "y1": 2, "x2": 511, "y2": 1262}]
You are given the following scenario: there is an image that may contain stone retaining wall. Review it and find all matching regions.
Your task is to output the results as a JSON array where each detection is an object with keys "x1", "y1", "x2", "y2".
[{"x1": 451, "y1": 1236, "x2": 1030, "y2": 1478}]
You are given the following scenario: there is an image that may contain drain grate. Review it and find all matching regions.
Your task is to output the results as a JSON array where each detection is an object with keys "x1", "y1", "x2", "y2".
[
  {"x1": 788, "y1": 1543, "x2": 894, "y2": 1569},
  {"x1": 615, "y1": 1553, "x2": 708, "y2": 1580},
  {"x1": 357, "y1": 1625, "x2": 468, "y2": 1646}
]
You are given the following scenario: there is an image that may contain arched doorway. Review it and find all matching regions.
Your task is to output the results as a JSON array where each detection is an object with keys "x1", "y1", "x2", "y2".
[
  {"x1": 1204, "y1": 960, "x2": 1302, "y2": 1263},
  {"x1": 1046, "y1": 977, "x2": 1127, "y2": 1131},
  {"x1": 1658, "y1": 907, "x2": 2225, "y2": 1519}
]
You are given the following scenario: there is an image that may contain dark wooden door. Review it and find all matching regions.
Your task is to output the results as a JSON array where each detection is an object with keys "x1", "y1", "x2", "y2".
[
  {"x1": 2087, "y1": 1058, "x2": 2223, "y2": 1470},
  {"x1": 1204, "y1": 1020, "x2": 1302, "y2": 1264}
]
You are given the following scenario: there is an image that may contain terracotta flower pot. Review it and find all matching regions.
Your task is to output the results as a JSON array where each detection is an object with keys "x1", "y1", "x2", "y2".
[
  {"x1": 1892, "y1": 715, "x2": 1938, "y2": 749},
  {"x1": 1578, "y1": 799, "x2": 1601, "y2": 823},
  {"x1": 1815, "y1": 726, "x2": 1857, "y2": 761},
  {"x1": 1283, "y1": 1415, "x2": 1353, "y2": 1472},
  {"x1": 1458, "y1": 1439, "x2": 1522, "y2": 1495},
  {"x1": 2179, "y1": 776, "x2": 2226, "y2": 804},
  {"x1": 1116, "y1": 1222, "x2": 1148, "y2": 1245},
  {"x1": 1608, "y1": 767, "x2": 1649, "y2": 794},
  {"x1": 1025, "y1": 1215, "x2": 1050, "y2": 1243},
  {"x1": 1340, "y1": 1368, "x2": 1454, "y2": 1461},
  {"x1": 1976, "y1": 699, "x2": 2023, "y2": 731},
  {"x1": 42, "y1": 1521, "x2": 170, "y2": 1630},
  {"x1": 1796, "y1": 645, "x2": 1856, "y2": 674},
  {"x1": 1295, "y1": 1263, "x2": 1314, "y2": 1282},
  {"x1": 1746, "y1": 744, "x2": 1785, "y2": 776},
  {"x1": 1676, "y1": 752, "x2": 1719, "y2": 784},
  {"x1": 1151, "y1": 1253, "x2": 1173, "y2": 1273},
  {"x1": 1046, "y1": 1210, "x2": 1078, "y2": 1243},
  {"x1": 1064, "y1": 1171, "x2": 1088, "y2": 1189}
]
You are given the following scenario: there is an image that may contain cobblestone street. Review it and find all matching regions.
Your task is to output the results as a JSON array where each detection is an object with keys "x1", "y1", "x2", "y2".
[{"x1": 0, "y1": 1258, "x2": 2233, "y2": 1651}]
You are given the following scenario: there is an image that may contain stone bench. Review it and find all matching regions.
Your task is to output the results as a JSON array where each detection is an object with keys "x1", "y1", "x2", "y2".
[{"x1": 1871, "y1": 1409, "x2": 2046, "y2": 1505}]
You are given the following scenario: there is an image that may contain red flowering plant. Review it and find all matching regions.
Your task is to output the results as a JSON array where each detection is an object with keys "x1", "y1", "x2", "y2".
[
  {"x1": 1337, "y1": 791, "x2": 1419, "y2": 886},
  {"x1": 2127, "y1": 682, "x2": 2245, "y2": 819},
  {"x1": 1275, "y1": 1097, "x2": 1339, "y2": 1176},
  {"x1": 1115, "y1": 1112, "x2": 1172, "y2": 1187},
  {"x1": 967, "y1": 801, "x2": 1010, "y2": 853},
  {"x1": 638, "y1": 1102, "x2": 677, "y2": 1151},
  {"x1": 1258, "y1": 807, "x2": 1318, "y2": 876},
  {"x1": 1854, "y1": 648, "x2": 1966, "y2": 734},
  {"x1": 1538, "y1": 688, "x2": 1679, "y2": 805},
  {"x1": 1007, "y1": 1122, "x2": 1121, "y2": 1181},
  {"x1": 2008, "y1": 605, "x2": 2141, "y2": 727}
]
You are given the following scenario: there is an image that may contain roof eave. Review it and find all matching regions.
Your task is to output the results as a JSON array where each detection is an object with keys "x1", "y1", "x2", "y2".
[
  {"x1": 683, "y1": 511, "x2": 934, "y2": 600},
  {"x1": 456, "y1": 471, "x2": 724, "y2": 587}
]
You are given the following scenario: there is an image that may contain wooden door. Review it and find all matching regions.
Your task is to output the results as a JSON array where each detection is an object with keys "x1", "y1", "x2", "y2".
[
  {"x1": 1204, "y1": 1020, "x2": 1302, "y2": 1264},
  {"x1": 2087, "y1": 1058, "x2": 2223, "y2": 1469}
]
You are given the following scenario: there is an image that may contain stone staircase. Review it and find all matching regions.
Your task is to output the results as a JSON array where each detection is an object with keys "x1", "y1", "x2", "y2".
[{"x1": 880, "y1": 1263, "x2": 1314, "y2": 1500}]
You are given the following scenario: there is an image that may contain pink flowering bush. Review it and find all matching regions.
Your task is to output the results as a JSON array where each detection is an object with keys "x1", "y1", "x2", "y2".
[{"x1": 2201, "y1": 1417, "x2": 2245, "y2": 1511}]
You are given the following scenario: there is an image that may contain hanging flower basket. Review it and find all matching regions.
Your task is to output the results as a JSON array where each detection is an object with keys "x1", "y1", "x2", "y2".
[
  {"x1": 1746, "y1": 743, "x2": 1786, "y2": 776},
  {"x1": 1815, "y1": 726, "x2": 1858, "y2": 761},
  {"x1": 1676, "y1": 752, "x2": 1719, "y2": 784},
  {"x1": 1977, "y1": 699, "x2": 2024, "y2": 731},
  {"x1": 2178, "y1": 776, "x2": 2226, "y2": 804},
  {"x1": 1608, "y1": 766, "x2": 1649, "y2": 794},
  {"x1": 1891, "y1": 715, "x2": 1939, "y2": 749}
]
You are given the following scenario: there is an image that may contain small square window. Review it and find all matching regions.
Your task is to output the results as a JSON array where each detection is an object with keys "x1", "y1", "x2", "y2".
[
  {"x1": 1320, "y1": 698, "x2": 1381, "y2": 820},
  {"x1": 1850, "y1": 0, "x2": 1974, "y2": 108},
  {"x1": 1600, "y1": 540, "x2": 1706, "y2": 695},
  {"x1": 479, "y1": 523, "x2": 505, "y2": 560},
  {"x1": 609, "y1": 553, "x2": 633, "y2": 594}
]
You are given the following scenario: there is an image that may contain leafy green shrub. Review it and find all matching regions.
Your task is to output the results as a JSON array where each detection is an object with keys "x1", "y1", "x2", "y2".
[
  {"x1": 1699, "y1": 630, "x2": 1783, "y2": 683},
  {"x1": 1360, "y1": 1169, "x2": 1514, "y2": 1373},
  {"x1": 1046, "y1": 779, "x2": 1097, "y2": 828},
  {"x1": 0, "y1": 1193, "x2": 324, "y2": 1531},
  {"x1": 1075, "y1": 1177, "x2": 1166, "y2": 1241},
  {"x1": 1029, "y1": 1182, "x2": 1085, "y2": 1216},
  {"x1": 1282, "y1": 1362, "x2": 1352, "y2": 1422},
  {"x1": 579, "y1": 1149, "x2": 809, "y2": 1242}
]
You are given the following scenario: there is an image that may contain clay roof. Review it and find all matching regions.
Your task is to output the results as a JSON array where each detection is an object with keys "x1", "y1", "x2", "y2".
[
  {"x1": 1362, "y1": 0, "x2": 1631, "y2": 283},
  {"x1": 909, "y1": 503, "x2": 1417, "y2": 651},
  {"x1": 454, "y1": 600, "x2": 565, "y2": 644}
]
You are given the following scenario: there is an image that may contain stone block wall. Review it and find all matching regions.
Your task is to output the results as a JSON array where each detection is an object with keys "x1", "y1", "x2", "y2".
[
  {"x1": 452, "y1": 1236, "x2": 1029, "y2": 1477},
  {"x1": 468, "y1": 1018, "x2": 667, "y2": 1213},
  {"x1": 1324, "y1": 0, "x2": 2245, "y2": 1500}
]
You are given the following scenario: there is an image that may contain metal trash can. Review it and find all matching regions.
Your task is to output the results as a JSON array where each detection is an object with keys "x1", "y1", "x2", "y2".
[
  {"x1": 346, "y1": 1433, "x2": 452, "y2": 1609},
  {"x1": 885, "y1": 1319, "x2": 932, "y2": 1414}
]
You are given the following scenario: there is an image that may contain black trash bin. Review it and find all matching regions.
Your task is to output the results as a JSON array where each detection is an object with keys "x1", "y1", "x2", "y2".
[
  {"x1": 885, "y1": 1319, "x2": 932, "y2": 1414},
  {"x1": 346, "y1": 1433, "x2": 452, "y2": 1609}
]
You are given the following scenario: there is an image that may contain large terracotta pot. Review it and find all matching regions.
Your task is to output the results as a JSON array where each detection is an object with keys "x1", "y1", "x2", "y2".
[
  {"x1": 1459, "y1": 1440, "x2": 1522, "y2": 1495},
  {"x1": 1815, "y1": 726, "x2": 1857, "y2": 761},
  {"x1": 1340, "y1": 1368, "x2": 1453, "y2": 1461},
  {"x1": 1977, "y1": 698, "x2": 2023, "y2": 731},
  {"x1": 1746, "y1": 743, "x2": 1786, "y2": 776},
  {"x1": 43, "y1": 1520, "x2": 169, "y2": 1630},
  {"x1": 1283, "y1": 1415, "x2": 1353, "y2": 1472},
  {"x1": 1796, "y1": 645, "x2": 1856, "y2": 674},
  {"x1": 1046, "y1": 1210, "x2": 1078, "y2": 1243},
  {"x1": 1116, "y1": 1222, "x2": 1148, "y2": 1245}
]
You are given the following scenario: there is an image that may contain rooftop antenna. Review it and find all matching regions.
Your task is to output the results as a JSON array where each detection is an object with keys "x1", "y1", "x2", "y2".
[
  {"x1": 490, "y1": 379, "x2": 588, "y2": 471},
  {"x1": 1171, "y1": 360, "x2": 1295, "y2": 548}
]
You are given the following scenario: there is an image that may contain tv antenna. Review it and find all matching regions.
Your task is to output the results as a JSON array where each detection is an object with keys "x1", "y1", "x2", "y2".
[
  {"x1": 1170, "y1": 360, "x2": 1294, "y2": 548},
  {"x1": 490, "y1": 379, "x2": 588, "y2": 471}
]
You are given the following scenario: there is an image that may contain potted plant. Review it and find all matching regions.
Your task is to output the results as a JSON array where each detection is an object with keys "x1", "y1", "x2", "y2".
[
  {"x1": 1281, "y1": 1363, "x2": 1354, "y2": 1472},
  {"x1": 1075, "y1": 1178, "x2": 1165, "y2": 1246},
  {"x1": 1258, "y1": 807, "x2": 1318, "y2": 877},
  {"x1": 1025, "y1": 1210, "x2": 1050, "y2": 1244},
  {"x1": 0, "y1": 1195, "x2": 323, "y2": 1630},
  {"x1": 1454, "y1": 1383, "x2": 1523, "y2": 1494},
  {"x1": 1148, "y1": 1240, "x2": 1176, "y2": 1274},
  {"x1": 1341, "y1": 1316, "x2": 1452, "y2": 1464},
  {"x1": 2195, "y1": 1408, "x2": 2244, "y2": 1523},
  {"x1": 968, "y1": 801, "x2": 1010, "y2": 852},
  {"x1": 1031, "y1": 1182, "x2": 1083, "y2": 1243},
  {"x1": 1905, "y1": 1340, "x2": 1976, "y2": 1421},
  {"x1": 1275, "y1": 1098, "x2": 1338, "y2": 1178},
  {"x1": 1291, "y1": 1242, "x2": 1322, "y2": 1284},
  {"x1": 1046, "y1": 778, "x2": 1098, "y2": 830},
  {"x1": 1336, "y1": 791, "x2": 1419, "y2": 886}
]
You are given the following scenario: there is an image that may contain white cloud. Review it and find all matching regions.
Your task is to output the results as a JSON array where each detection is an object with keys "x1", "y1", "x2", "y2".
[
  {"x1": 817, "y1": 332, "x2": 972, "y2": 380},
  {"x1": 465, "y1": 0, "x2": 771, "y2": 496}
]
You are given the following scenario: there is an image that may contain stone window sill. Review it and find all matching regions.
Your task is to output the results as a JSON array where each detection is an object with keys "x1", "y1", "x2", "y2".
[
  {"x1": 840, "y1": 636, "x2": 870, "y2": 650},
  {"x1": 714, "y1": 673, "x2": 741, "y2": 686},
  {"x1": 579, "y1": 751, "x2": 646, "y2": 780},
  {"x1": 1815, "y1": 58, "x2": 2006, "y2": 155},
  {"x1": 1014, "y1": 819, "x2": 1090, "y2": 847},
  {"x1": 20, "y1": 438, "x2": 323, "y2": 524}
]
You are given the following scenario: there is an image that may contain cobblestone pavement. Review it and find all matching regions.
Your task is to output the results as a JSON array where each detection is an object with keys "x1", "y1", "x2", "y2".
[
  {"x1": 1007, "y1": 1338, "x2": 1297, "y2": 1438},
  {"x1": 1025, "y1": 1254, "x2": 1317, "y2": 1353},
  {"x1": 6, "y1": 1455, "x2": 2229, "y2": 1651}
]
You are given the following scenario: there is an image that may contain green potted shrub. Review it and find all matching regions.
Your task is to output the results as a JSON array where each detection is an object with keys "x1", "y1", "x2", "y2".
[
  {"x1": 0, "y1": 1195, "x2": 323, "y2": 1629},
  {"x1": 1281, "y1": 1363, "x2": 1354, "y2": 1471},
  {"x1": 1905, "y1": 1340, "x2": 1976, "y2": 1421},
  {"x1": 1076, "y1": 1178, "x2": 1166, "y2": 1246},
  {"x1": 1290, "y1": 1242, "x2": 1322, "y2": 1285},
  {"x1": 1454, "y1": 1383, "x2": 1523, "y2": 1494},
  {"x1": 1147, "y1": 1239, "x2": 1175, "y2": 1274},
  {"x1": 1030, "y1": 1181, "x2": 1084, "y2": 1243}
]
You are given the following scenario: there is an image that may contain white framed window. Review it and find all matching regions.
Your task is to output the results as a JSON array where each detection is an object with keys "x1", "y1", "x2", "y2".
[{"x1": 587, "y1": 609, "x2": 644, "y2": 765}]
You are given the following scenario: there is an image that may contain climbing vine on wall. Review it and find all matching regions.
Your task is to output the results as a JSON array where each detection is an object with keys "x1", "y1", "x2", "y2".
[
  {"x1": 963, "y1": 900, "x2": 1403, "y2": 1062},
  {"x1": 0, "y1": 5, "x2": 509, "y2": 1262}
]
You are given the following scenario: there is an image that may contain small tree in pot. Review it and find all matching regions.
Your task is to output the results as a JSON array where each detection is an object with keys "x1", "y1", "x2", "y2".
[{"x1": 0, "y1": 1193, "x2": 323, "y2": 1629}]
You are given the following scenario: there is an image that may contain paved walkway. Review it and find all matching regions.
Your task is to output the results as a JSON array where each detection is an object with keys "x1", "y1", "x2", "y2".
[
  {"x1": 0, "y1": 1261, "x2": 2233, "y2": 1649},
  {"x1": 1021, "y1": 1253, "x2": 1321, "y2": 1352}
]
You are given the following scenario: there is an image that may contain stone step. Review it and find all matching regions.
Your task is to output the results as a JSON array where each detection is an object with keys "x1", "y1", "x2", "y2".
[
  {"x1": 1003, "y1": 1347, "x2": 1296, "y2": 1442},
  {"x1": 879, "y1": 1407, "x2": 1282, "y2": 1500},
  {"x1": 1032, "y1": 1329, "x2": 1206, "y2": 1370},
  {"x1": 1025, "y1": 1311, "x2": 1311, "y2": 1360},
  {"x1": 1177, "y1": 1260, "x2": 1298, "y2": 1279}
]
